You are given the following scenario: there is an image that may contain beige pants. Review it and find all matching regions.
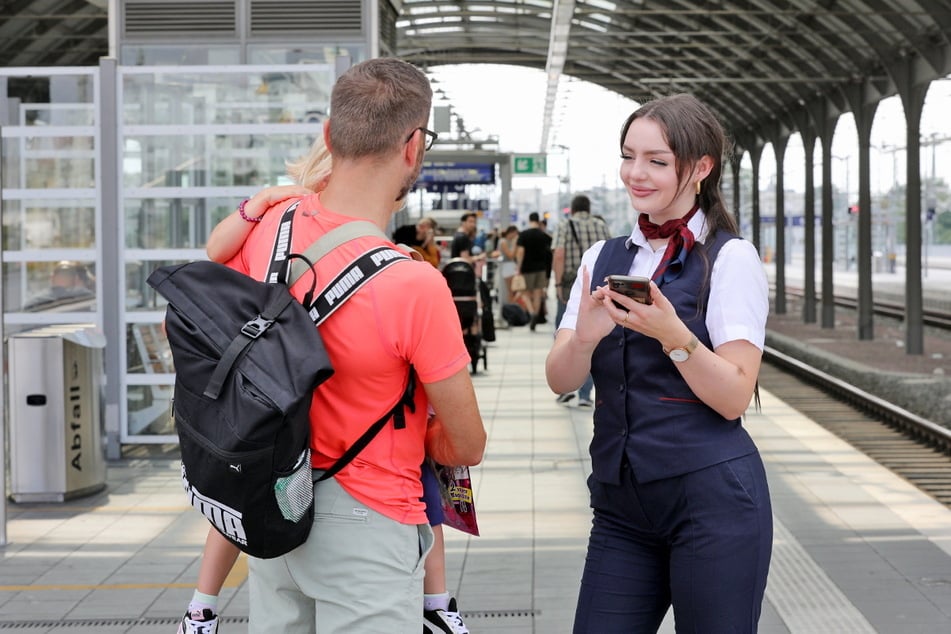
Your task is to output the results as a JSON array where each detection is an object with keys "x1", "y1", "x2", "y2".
[{"x1": 248, "y1": 475, "x2": 433, "y2": 633}]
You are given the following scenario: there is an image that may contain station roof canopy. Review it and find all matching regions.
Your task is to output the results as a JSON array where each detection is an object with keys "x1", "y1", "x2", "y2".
[
  {"x1": 395, "y1": 0, "x2": 951, "y2": 149},
  {"x1": 4, "y1": 0, "x2": 950, "y2": 149},
  {"x1": 0, "y1": 0, "x2": 108, "y2": 68}
]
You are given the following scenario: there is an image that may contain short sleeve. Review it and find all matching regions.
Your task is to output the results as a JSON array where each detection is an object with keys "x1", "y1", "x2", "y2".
[
  {"x1": 389, "y1": 264, "x2": 471, "y2": 384},
  {"x1": 706, "y1": 239, "x2": 768, "y2": 350}
]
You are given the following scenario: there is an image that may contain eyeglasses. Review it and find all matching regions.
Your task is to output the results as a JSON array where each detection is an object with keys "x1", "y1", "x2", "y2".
[{"x1": 407, "y1": 126, "x2": 438, "y2": 151}]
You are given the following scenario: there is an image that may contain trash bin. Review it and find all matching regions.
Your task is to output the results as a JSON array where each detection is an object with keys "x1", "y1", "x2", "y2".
[{"x1": 8, "y1": 324, "x2": 107, "y2": 502}]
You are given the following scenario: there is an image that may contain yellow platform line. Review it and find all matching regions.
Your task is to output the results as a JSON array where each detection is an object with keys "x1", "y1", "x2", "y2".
[{"x1": 0, "y1": 554, "x2": 249, "y2": 592}]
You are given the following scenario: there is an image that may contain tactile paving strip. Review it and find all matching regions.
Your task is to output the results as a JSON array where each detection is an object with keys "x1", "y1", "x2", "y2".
[{"x1": 767, "y1": 518, "x2": 877, "y2": 633}]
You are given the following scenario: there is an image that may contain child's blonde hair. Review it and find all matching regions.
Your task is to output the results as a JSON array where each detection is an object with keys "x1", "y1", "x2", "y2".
[{"x1": 285, "y1": 134, "x2": 332, "y2": 191}]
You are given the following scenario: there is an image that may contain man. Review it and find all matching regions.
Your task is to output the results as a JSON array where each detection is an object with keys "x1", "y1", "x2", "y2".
[
  {"x1": 515, "y1": 211, "x2": 553, "y2": 331},
  {"x1": 414, "y1": 216, "x2": 441, "y2": 267},
  {"x1": 226, "y1": 57, "x2": 486, "y2": 633},
  {"x1": 450, "y1": 212, "x2": 485, "y2": 264},
  {"x1": 551, "y1": 195, "x2": 611, "y2": 407}
]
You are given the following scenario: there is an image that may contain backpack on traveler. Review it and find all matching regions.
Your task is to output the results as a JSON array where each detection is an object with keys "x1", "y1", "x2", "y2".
[{"x1": 147, "y1": 202, "x2": 414, "y2": 558}]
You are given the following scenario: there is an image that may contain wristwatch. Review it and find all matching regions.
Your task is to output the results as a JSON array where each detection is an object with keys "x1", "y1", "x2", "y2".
[{"x1": 664, "y1": 334, "x2": 699, "y2": 362}]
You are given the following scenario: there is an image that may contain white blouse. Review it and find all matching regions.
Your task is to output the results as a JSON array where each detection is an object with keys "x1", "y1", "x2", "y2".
[{"x1": 558, "y1": 210, "x2": 769, "y2": 351}]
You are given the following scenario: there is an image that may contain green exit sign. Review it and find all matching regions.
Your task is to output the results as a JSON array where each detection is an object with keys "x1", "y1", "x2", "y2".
[{"x1": 513, "y1": 154, "x2": 547, "y2": 175}]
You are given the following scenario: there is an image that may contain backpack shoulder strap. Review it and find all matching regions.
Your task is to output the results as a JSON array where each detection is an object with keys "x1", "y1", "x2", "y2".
[
  {"x1": 307, "y1": 245, "x2": 410, "y2": 326},
  {"x1": 286, "y1": 220, "x2": 388, "y2": 286},
  {"x1": 567, "y1": 219, "x2": 582, "y2": 250},
  {"x1": 265, "y1": 200, "x2": 303, "y2": 284},
  {"x1": 281, "y1": 218, "x2": 411, "y2": 326},
  {"x1": 315, "y1": 369, "x2": 417, "y2": 483},
  {"x1": 205, "y1": 211, "x2": 398, "y2": 400}
]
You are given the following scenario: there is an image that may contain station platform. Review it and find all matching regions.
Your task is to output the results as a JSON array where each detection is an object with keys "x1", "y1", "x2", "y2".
[{"x1": 3, "y1": 316, "x2": 951, "y2": 633}]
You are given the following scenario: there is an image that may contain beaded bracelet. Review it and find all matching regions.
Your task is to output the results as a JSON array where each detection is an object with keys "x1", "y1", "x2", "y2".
[{"x1": 237, "y1": 198, "x2": 262, "y2": 223}]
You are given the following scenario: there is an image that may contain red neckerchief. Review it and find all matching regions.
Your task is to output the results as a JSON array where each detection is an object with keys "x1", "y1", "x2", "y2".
[{"x1": 638, "y1": 204, "x2": 700, "y2": 284}]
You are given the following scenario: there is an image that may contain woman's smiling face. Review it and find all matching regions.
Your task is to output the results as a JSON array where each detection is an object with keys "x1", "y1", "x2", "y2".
[{"x1": 619, "y1": 117, "x2": 698, "y2": 224}]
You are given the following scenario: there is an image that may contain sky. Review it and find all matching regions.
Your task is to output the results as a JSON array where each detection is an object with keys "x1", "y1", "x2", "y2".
[
  {"x1": 427, "y1": 64, "x2": 638, "y2": 195},
  {"x1": 426, "y1": 64, "x2": 951, "y2": 198}
]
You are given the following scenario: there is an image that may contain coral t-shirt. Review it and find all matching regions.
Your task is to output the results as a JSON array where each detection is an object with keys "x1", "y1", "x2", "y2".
[{"x1": 226, "y1": 194, "x2": 470, "y2": 524}]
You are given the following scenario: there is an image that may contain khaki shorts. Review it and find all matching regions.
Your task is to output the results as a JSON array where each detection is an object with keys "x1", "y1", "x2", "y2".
[
  {"x1": 248, "y1": 475, "x2": 434, "y2": 633},
  {"x1": 522, "y1": 270, "x2": 549, "y2": 291}
]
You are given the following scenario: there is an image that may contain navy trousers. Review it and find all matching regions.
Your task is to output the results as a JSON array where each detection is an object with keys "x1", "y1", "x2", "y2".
[{"x1": 573, "y1": 452, "x2": 772, "y2": 633}]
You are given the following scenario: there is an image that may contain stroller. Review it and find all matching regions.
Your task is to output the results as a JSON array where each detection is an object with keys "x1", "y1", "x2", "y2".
[{"x1": 442, "y1": 258, "x2": 491, "y2": 373}]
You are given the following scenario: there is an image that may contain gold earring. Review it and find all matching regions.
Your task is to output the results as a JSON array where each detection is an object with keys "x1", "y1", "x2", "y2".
[{"x1": 695, "y1": 181, "x2": 702, "y2": 195}]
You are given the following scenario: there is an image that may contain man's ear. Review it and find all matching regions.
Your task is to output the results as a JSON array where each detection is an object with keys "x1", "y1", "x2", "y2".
[
  {"x1": 402, "y1": 130, "x2": 420, "y2": 166},
  {"x1": 323, "y1": 119, "x2": 333, "y2": 153}
]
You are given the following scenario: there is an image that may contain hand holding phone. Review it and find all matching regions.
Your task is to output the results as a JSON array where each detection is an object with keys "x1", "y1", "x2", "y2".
[{"x1": 605, "y1": 275, "x2": 652, "y2": 306}]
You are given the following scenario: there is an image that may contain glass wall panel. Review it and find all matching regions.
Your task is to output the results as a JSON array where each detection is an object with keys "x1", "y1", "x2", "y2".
[
  {"x1": 123, "y1": 135, "x2": 207, "y2": 188},
  {"x1": 125, "y1": 382, "x2": 174, "y2": 437},
  {"x1": 120, "y1": 44, "x2": 241, "y2": 67},
  {"x1": 127, "y1": 321, "x2": 173, "y2": 374},
  {"x1": 247, "y1": 44, "x2": 365, "y2": 66},
  {"x1": 2, "y1": 136, "x2": 96, "y2": 189},
  {"x1": 125, "y1": 258, "x2": 195, "y2": 313},
  {"x1": 124, "y1": 134, "x2": 311, "y2": 188},
  {"x1": 3, "y1": 260, "x2": 97, "y2": 313},
  {"x1": 1, "y1": 64, "x2": 352, "y2": 444},
  {"x1": 207, "y1": 133, "x2": 311, "y2": 185},
  {"x1": 1, "y1": 199, "x2": 96, "y2": 249},
  {"x1": 116, "y1": 64, "x2": 332, "y2": 441},
  {"x1": 124, "y1": 197, "x2": 242, "y2": 250},
  {"x1": 19, "y1": 103, "x2": 96, "y2": 126},
  {"x1": 6, "y1": 74, "x2": 96, "y2": 124},
  {"x1": 1, "y1": 71, "x2": 100, "y2": 326},
  {"x1": 122, "y1": 67, "x2": 333, "y2": 126}
]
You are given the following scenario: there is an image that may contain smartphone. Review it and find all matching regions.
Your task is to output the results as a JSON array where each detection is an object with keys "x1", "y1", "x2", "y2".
[{"x1": 605, "y1": 274, "x2": 652, "y2": 306}]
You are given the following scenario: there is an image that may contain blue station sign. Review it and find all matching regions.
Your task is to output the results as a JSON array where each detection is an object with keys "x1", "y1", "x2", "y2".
[{"x1": 415, "y1": 162, "x2": 496, "y2": 189}]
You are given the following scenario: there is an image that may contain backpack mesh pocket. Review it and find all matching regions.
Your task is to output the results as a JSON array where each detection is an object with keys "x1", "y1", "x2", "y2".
[{"x1": 274, "y1": 448, "x2": 314, "y2": 522}]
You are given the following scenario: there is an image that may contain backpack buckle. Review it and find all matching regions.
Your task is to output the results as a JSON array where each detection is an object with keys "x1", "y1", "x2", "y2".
[{"x1": 241, "y1": 316, "x2": 274, "y2": 339}]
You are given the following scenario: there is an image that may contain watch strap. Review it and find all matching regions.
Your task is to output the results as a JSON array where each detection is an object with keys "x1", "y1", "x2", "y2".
[{"x1": 663, "y1": 334, "x2": 699, "y2": 360}]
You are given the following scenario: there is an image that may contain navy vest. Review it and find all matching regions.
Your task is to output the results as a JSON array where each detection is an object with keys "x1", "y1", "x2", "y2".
[{"x1": 588, "y1": 231, "x2": 757, "y2": 485}]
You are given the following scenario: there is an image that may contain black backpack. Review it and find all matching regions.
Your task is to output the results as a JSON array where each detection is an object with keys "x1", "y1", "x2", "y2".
[
  {"x1": 147, "y1": 202, "x2": 414, "y2": 558},
  {"x1": 502, "y1": 302, "x2": 531, "y2": 326}
]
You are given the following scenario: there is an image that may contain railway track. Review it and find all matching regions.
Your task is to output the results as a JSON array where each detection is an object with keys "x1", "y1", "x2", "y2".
[
  {"x1": 779, "y1": 286, "x2": 951, "y2": 329},
  {"x1": 760, "y1": 347, "x2": 951, "y2": 507}
]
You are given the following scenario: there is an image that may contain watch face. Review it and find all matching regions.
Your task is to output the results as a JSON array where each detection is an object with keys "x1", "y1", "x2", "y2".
[{"x1": 670, "y1": 348, "x2": 690, "y2": 362}]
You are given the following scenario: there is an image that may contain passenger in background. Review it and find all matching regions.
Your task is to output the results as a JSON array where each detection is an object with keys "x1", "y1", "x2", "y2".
[
  {"x1": 497, "y1": 224, "x2": 520, "y2": 304},
  {"x1": 414, "y1": 216, "x2": 441, "y2": 268},
  {"x1": 546, "y1": 93, "x2": 772, "y2": 633},
  {"x1": 484, "y1": 226, "x2": 500, "y2": 254},
  {"x1": 392, "y1": 217, "x2": 441, "y2": 269},
  {"x1": 551, "y1": 194, "x2": 612, "y2": 407},
  {"x1": 450, "y1": 212, "x2": 485, "y2": 264},
  {"x1": 392, "y1": 223, "x2": 421, "y2": 247},
  {"x1": 539, "y1": 217, "x2": 553, "y2": 325},
  {"x1": 515, "y1": 211, "x2": 553, "y2": 331},
  {"x1": 473, "y1": 227, "x2": 488, "y2": 252}
]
